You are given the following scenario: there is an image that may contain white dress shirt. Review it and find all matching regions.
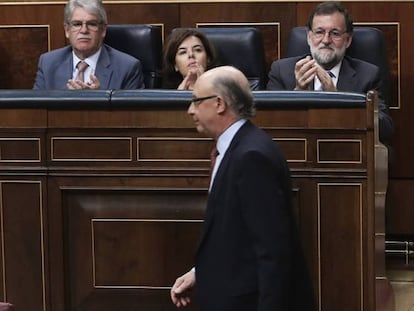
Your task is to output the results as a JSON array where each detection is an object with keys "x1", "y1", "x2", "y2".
[
  {"x1": 209, "y1": 119, "x2": 247, "y2": 191},
  {"x1": 314, "y1": 61, "x2": 341, "y2": 90},
  {"x1": 72, "y1": 48, "x2": 102, "y2": 84}
]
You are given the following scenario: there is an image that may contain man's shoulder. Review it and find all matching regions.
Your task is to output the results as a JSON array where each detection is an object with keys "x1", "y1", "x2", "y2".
[
  {"x1": 273, "y1": 55, "x2": 306, "y2": 65},
  {"x1": 40, "y1": 46, "x2": 72, "y2": 58},
  {"x1": 236, "y1": 121, "x2": 288, "y2": 163},
  {"x1": 270, "y1": 55, "x2": 306, "y2": 68},
  {"x1": 37, "y1": 46, "x2": 72, "y2": 68},
  {"x1": 344, "y1": 55, "x2": 379, "y2": 72},
  {"x1": 238, "y1": 121, "x2": 274, "y2": 145}
]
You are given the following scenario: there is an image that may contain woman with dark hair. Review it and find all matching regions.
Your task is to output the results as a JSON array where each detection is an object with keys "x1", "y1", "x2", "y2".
[{"x1": 161, "y1": 28, "x2": 219, "y2": 90}]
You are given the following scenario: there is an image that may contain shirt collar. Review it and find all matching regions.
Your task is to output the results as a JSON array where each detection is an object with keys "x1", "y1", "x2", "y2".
[
  {"x1": 329, "y1": 61, "x2": 342, "y2": 78},
  {"x1": 72, "y1": 47, "x2": 102, "y2": 71},
  {"x1": 314, "y1": 60, "x2": 342, "y2": 89},
  {"x1": 216, "y1": 119, "x2": 247, "y2": 156},
  {"x1": 209, "y1": 119, "x2": 247, "y2": 191}
]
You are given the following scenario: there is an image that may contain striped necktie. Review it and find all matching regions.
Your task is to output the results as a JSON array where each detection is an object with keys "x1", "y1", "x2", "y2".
[
  {"x1": 315, "y1": 71, "x2": 336, "y2": 90},
  {"x1": 76, "y1": 61, "x2": 89, "y2": 82},
  {"x1": 327, "y1": 71, "x2": 335, "y2": 78}
]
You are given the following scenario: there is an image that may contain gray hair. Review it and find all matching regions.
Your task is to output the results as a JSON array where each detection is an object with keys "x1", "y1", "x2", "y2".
[
  {"x1": 64, "y1": 0, "x2": 107, "y2": 24},
  {"x1": 212, "y1": 72, "x2": 256, "y2": 119}
]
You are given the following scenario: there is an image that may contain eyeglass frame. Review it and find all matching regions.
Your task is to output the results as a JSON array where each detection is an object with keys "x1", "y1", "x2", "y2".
[
  {"x1": 190, "y1": 94, "x2": 218, "y2": 106},
  {"x1": 310, "y1": 28, "x2": 348, "y2": 41},
  {"x1": 67, "y1": 20, "x2": 104, "y2": 32}
]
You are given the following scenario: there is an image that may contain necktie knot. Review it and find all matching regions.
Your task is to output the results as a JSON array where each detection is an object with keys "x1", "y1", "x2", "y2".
[{"x1": 76, "y1": 61, "x2": 89, "y2": 82}]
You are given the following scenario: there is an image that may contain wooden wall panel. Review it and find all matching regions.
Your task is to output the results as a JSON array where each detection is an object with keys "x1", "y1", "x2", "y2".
[
  {"x1": 51, "y1": 137, "x2": 133, "y2": 161},
  {"x1": 0, "y1": 181, "x2": 46, "y2": 311},
  {"x1": 319, "y1": 183, "x2": 364, "y2": 311},
  {"x1": 386, "y1": 180, "x2": 414, "y2": 235},
  {"x1": 47, "y1": 175, "x2": 207, "y2": 311},
  {"x1": 63, "y1": 188, "x2": 204, "y2": 310},
  {"x1": 181, "y1": 2, "x2": 296, "y2": 72},
  {"x1": 290, "y1": 180, "x2": 318, "y2": 292},
  {"x1": 0, "y1": 90, "x2": 387, "y2": 310},
  {"x1": 0, "y1": 26, "x2": 49, "y2": 89},
  {"x1": 105, "y1": 3, "x2": 180, "y2": 38},
  {"x1": 0, "y1": 5, "x2": 63, "y2": 43},
  {"x1": 0, "y1": 138, "x2": 41, "y2": 162},
  {"x1": 0, "y1": 109, "x2": 47, "y2": 128},
  {"x1": 0, "y1": 4, "x2": 65, "y2": 89}
]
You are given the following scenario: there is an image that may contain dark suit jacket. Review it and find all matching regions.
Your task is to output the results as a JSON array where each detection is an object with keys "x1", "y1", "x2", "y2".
[
  {"x1": 267, "y1": 55, "x2": 393, "y2": 149},
  {"x1": 33, "y1": 44, "x2": 144, "y2": 90},
  {"x1": 195, "y1": 121, "x2": 316, "y2": 311}
]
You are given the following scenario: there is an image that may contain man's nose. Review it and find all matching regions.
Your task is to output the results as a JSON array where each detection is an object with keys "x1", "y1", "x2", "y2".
[
  {"x1": 187, "y1": 102, "x2": 194, "y2": 114},
  {"x1": 321, "y1": 31, "x2": 333, "y2": 43},
  {"x1": 80, "y1": 22, "x2": 89, "y2": 32}
]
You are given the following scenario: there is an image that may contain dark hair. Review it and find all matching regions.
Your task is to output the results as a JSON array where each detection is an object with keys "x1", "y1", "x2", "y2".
[
  {"x1": 161, "y1": 28, "x2": 219, "y2": 89},
  {"x1": 306, "y1": 1, "x2": 353, "y2": 33},
  {"x1": 212, "y1": 70, "x2": 256, "y2": 119}
]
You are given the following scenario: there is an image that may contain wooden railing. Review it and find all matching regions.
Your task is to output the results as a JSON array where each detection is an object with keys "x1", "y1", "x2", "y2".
[{"x1": 0, "y1": 90, "x2": 391, "y2": 311}]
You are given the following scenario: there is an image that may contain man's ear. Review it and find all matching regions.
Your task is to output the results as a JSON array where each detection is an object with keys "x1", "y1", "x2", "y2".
[
  {"x1": 64, "y1": 24, "x2": 70, "y2": 39},
  {"x1": 306, "y1": 30, "x2": 312, "y2": 47},
  {"x1": 345, "y1": 33, "x2": 353, "y2": 49},
  {"x1": 101, "y1": 24, "x2": 107, "y2": 39},
  {"x1": 216, "y1": 96, "x2": 226, "y2": 114}
]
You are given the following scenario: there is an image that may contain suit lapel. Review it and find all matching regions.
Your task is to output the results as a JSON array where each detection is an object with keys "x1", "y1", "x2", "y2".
[
  {"x1": 94, "y1": 45, "x2": 113, "y2": 89},
  {"x1": 337, "y1": 57, "x2": 357, "y2": 92},
  {"x1": 196, "y1": 121, "x2": 251, "y2": 254},
  {"x1": 209, "y1": 121, "x2": 250, "y2": 194},
  {"x1": 55, "y1": 48, "x2": 74, "y2": 89},
  {"x1": 196, "y1": 154, "x2": 231, "y2": 254}
]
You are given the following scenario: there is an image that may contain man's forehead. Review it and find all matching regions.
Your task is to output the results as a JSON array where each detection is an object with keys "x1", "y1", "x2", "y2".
[
  {"x1": 72, "y1": 7, "x2": 98, "y2": 18},
  {"x1": 312, "y1": 12, "x2": 346, "y2": 28},
  {"x1": 193, "y1": 82, "x2": 210, "y2": 95}
]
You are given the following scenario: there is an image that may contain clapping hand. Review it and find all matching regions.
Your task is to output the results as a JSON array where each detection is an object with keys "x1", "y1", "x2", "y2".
[{"x1": 67, "y1": 73, "x2": 100, "y2": 90}]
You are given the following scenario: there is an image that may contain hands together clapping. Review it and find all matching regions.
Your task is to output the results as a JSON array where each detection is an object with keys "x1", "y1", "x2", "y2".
[
  {"x1": 294, "y1": 56, "x2": 336, "y2": 91},
  {"x1": 67, "y1": 73, "x2": 100, "y2": 90}
]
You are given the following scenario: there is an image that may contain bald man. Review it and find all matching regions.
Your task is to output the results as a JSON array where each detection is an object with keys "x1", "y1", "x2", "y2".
[{"x1": 170, "y1": 66, "x2": 316, "y2": 311}]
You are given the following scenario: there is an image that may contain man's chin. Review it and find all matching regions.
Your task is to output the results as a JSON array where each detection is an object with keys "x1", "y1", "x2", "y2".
[
  {"x1": 74, "y1": 46, "x2": 95, "y2": 57},
  {"x1": 316, "y1": 54, "x2": 336, "y2": 65},
  {"x1": 195, "y1": 125, "x2": 203, "y2": 133}
]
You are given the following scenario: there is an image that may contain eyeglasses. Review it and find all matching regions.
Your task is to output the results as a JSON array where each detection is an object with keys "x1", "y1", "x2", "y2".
[
  {"x1": 311, "y1": 28, "x2": 347, "y2": 41},
  {"x1": 191, "y1": 94, "x2": 218, "y2": 105},
  {"x1": 68, "y1": 20, "x2": 102, "y2": 32}
]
